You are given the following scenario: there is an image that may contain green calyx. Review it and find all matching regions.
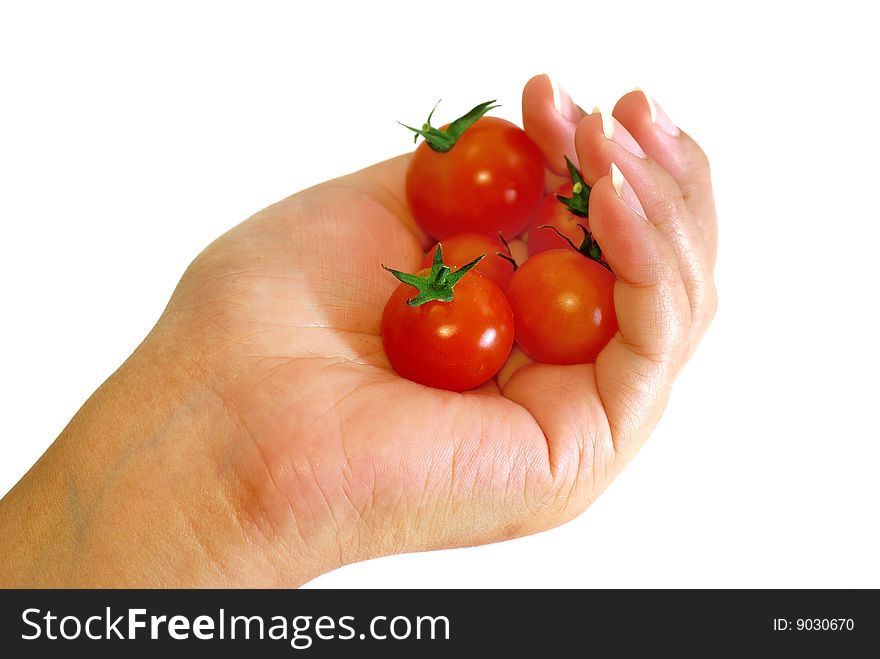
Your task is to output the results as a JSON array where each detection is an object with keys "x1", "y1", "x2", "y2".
[
  {"x1": 555, "y1": 156, "x2": 591, "y2": 217},
  {"x1": 537, "y1": 223, "x2": 611, "y2": 272},
  {"x1": 543, "y1": 157, "x2": 610, "y2": 271},
  {"x1": 383, "y1": 244, "x2": 484, "y2": 307},
  {"x1": 400, "y1": 100, "x2": 499, "y2": 153}
]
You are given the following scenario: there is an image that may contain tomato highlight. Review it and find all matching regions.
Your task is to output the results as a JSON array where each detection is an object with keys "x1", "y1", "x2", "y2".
[
  {"x1": 381, "y1": 245, "x2": 514, "y2": 391},
  {"x1": 404, "y1": 101, "x2": 545, "y2": 240},
  {"x1": 507, "y1": 249, "x2": 617, "y2": 365}
]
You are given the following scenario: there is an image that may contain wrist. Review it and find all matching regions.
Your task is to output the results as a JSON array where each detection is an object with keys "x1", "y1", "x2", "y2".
[{"x1": 0, "y1": 328, "x2": 329, "y2": 587}]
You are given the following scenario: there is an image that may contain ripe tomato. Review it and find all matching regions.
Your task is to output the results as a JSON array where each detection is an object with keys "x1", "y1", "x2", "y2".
[
  {"x1": 381, "y1": 251, "x2": 514, "y2": 392},
  {"x1": 528, "y1": 158, "x2": 593, "y2": 255},
  {"x1": 506, "y1": 249, "x2": 617, "y2": 364},
  {"x1": 527, "y1": 183, "x2": 590, "y2": 255},
  {"x1": 421, "y1": 233, "x2": 516, "y2": 289},
  {"x1": 406, "y1": 115, "x2": 545, "y2": 240}
]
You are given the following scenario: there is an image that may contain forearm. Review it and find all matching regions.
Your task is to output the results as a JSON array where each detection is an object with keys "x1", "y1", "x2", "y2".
[{"x1": 0, "y1": 330, "x2": 317, "y2": 587}]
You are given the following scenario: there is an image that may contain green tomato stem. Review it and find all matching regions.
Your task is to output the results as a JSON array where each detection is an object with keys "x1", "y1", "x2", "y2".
[
  {"x1": 555, "y1": 156, "x2": 591, "y2": 218},
  {"x1": 536, "y1": 224, "x2": 612, "y2": 273},
  {"x1": 399, "y1": 100, "x2": 500, "y2": 153},
  {"x1": 383, "y1": 244, "x2": 485, "y2": 307}
]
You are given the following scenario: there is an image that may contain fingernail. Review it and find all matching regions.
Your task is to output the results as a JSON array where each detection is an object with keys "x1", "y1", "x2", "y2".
[
  {"x1": 546, "y1": 74, "x2": 584, "y2": 123},
  {"x1": 636, "y1": 88, "x2": 680, "y2": 136},
  {"x1": 610, "y1": 163, "x2": 647, "y2": 220},
  {"x1": 593, "y1": 107, "x2": 646, "y2": 158}
]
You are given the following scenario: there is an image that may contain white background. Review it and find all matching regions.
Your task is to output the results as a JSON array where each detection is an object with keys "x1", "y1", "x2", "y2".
[{"x1": 1, "y1": 1, "x2": 878, "y2": 588}]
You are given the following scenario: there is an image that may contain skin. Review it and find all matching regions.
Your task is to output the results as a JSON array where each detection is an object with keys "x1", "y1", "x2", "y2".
[{"x1": 0, "y1": 76, "x2": 717, "y2": 587}]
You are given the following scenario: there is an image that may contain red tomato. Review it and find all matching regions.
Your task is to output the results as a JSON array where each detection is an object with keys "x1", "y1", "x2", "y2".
[
  {"x1": 421, "y1": 233, "x2": 515, "y2": 289},
  {"x1": 526, "y1": 183, "x2": 591, "y2": 255},
  {"x1": 381, "y1": 270, "x2": 514, "y2": 391},
  {"x1": 406, "y1": 116, "x2": 545, "y2": 240},
  {"x1": 507, "y1": 250, "x2": 617, "y2": 364}
]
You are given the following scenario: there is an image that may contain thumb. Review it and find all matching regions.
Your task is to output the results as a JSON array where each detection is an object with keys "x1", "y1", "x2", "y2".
[{"x1": 312, "y1": 153, "x2": 429, "y2": 248}]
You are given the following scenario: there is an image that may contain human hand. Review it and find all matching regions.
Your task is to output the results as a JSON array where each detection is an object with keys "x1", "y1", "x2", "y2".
[{"x1": 0, "y1": 77, "x2": 716, "y2": 587}]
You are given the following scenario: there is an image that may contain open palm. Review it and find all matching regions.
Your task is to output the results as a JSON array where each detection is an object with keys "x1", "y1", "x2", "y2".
[{"x1": 159, "y1": 81, "x2": 716, "y2": 584}]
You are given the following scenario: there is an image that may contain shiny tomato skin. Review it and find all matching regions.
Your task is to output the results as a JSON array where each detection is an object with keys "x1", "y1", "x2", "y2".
[
  {"x1": 381, "y1": 270, "x2": 514, "y2": 391},
  {"x1": 421, "y1": 233, "x2": 515, "y2": 290},
  {"x1": 507, "y1": 250, "x2": 617, "y2": 365},
  {"x1": 406, "y1": 116, "x2": 545, "y2": 241},
  {"x1": 527, "y1": 183, "x2": 590, "y2": 255}
]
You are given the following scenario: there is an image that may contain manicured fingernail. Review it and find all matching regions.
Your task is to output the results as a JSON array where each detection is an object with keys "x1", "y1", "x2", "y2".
[
  {"x1": 593, "y1": 107, "x2": 646, "y2": 158},
  {"x1": 547, "y1": 74, "x2": 584, "y2": 123},
  {"x1": 636, "y1": 88, "x2": 680, "y2": 136},
  {"x1": 610, "y1": 163, "x2": 647, "y2": 220}
]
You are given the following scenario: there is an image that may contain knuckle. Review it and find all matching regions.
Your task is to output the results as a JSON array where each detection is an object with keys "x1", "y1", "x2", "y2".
[
  {"x1": 529, "y1": 427, "x2": 614, "y2": 529},
  {"x1": 646, "y1": 191, "x2": 686, "y2": 225},
  {"x1": 704, "y1": 281, "x2": 719, "y2": 323},
  {"x1": 692, "y1": 276, "x2": 718, "y2": 333},
  {"x1": 688, "y1": 140, "x2": 712, "y2": 177},
  {"x1": 648, "y1": 250, "x2": 680, "y2": 286},
  {"x1": 699, "y1": 148, "x2": 712, "y2": 176},
  {"x1": 559, "y1": 428, "x2": 614, "y2": 519},
  {"x1": 665, "y1": 303, "x2": 691, "y2": 363}
]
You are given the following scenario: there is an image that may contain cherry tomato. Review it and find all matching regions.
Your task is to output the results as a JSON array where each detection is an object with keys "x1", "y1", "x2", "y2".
[
  {"x1": 421, "y1": 233, "x2": 515, "y2": 289},
  {"x1": 507, "y1": 249, "x2": 617, "y2": 364},
  {"x1": 406, "y1": 116, "x2": 545, "y2": 240},
  {"x1": 381, "y1": 267, "x2": 514, "y2": 392},
  {"x1": 529, "y1": 157, "x2": 594, "y2": 255},
  {"x1": 527, "y1": 183, "x2": 591, "y2": 255}
]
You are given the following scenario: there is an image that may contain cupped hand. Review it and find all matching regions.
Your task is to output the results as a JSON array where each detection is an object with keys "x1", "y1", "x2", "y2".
[
  {"x1": 0, "y1": 76, "x2": 716, "y2": 587},
  {"x1": 149, "y1": 76, "x2": 716, "y2": 585}
]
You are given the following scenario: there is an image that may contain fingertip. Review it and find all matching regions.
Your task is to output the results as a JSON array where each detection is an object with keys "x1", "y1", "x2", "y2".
[
  {"x1": 522, "y1": 74, "x2": 580, "y2": 176},
  {"x1": 613, "y1": 90, "x2": 716, "y2": 261},
  {"x1": 614, "y1": 89, "x2": 708, "y2": 180},
  {"x1": 572, "y1": 112, "x2": 607, "y2": 184},
  {"x1": 613, "y1": 89, "x2": 679, "y2": 136},
  {"x1": 612, "y1": 89, "x2": 653, "y2": 124},
  {"x1": 522, "y1": 73, "x2": 549, "y2": 100}
]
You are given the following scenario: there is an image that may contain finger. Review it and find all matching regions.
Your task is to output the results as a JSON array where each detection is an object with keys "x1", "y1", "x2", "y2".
[
  {"x1": 501, "y1": 360, "x2": 613, "y2": 523},
  {"x1": 499, "y1": 167, "x2": 692, "y2": 516},
  {"x1": 522, "y1": 74, "x2": 585, "y2": 178},
  {"x1": 589, "y1": 168, "x2": 691, "y2": 461},
  {"x1": 574, "y1": 113, "x2": 716, "y2": 354},
  {"x1": 613, "y1": 90, "x2": 717, "y2": 265}
]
